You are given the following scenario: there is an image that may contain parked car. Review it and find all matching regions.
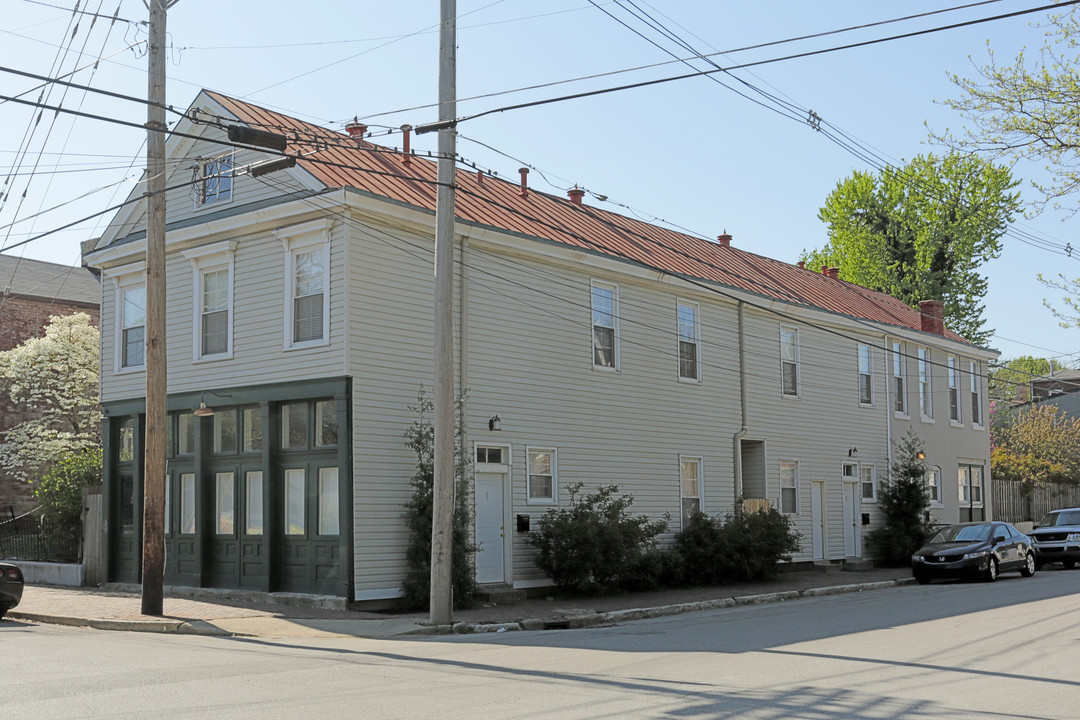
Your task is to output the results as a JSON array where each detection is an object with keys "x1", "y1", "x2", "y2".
[
  {"x1": 911, "y1": 522, "x2": 1036, "y2": 584},
  {"x1": 0, "y1": 562, "x2": 24, "y2": 619},
  {"x1": 1029, "y1": 507, "x2": 1080, "y2": 569}
]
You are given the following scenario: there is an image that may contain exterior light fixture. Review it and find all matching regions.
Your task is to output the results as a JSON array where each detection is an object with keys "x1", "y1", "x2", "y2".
[
  {"x1": 193, "y1": 389, "x2": 228, "y2": 418},
  {"x1": 916, "y1": 451, "x2": 926, "y2": 461},
  {"x1": 488, "y1": 415, "x2": 502, "y2": 432},
  {"x1": 848, "y1": 448, "x2": 858, "y2": 458}
]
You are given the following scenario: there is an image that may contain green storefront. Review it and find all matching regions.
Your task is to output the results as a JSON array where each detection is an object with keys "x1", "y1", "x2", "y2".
[{"x1": 102, "y1": 377, "x2": 352, "y2": 598}]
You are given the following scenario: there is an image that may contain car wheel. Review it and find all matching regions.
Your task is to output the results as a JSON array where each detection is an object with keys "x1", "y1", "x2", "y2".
[
  {"x1": 1021, "y1": 552, "x2": 1036, "y2": 577},
  {"x1": 985, "y1": 557, "x2": 998, "y2": 582},
  {"x1": 914, "y1": 572, "x2": 931, "y2": 585},
  {"x1": 1063, "y1": 560, "x2": 1076, "y2": 570}
]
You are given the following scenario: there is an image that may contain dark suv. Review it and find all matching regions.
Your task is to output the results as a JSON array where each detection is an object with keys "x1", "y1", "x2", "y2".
[{"x1": 1030, "y1": 507, "x2": 1080, "y2": 569}]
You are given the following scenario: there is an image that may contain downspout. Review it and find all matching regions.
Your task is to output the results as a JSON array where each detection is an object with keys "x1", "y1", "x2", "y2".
[
  {"x1": 733, "y1": 300, "x2": 748, "y2": 501},
  {"x1": 458, "y1": 238, "x2": 469, "y2": 441},
  {"x1": 883, "y1": 334, "x2": 893, "y2": 479}
]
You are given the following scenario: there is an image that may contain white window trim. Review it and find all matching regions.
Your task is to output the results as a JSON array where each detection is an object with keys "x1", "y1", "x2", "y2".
[
  {"x1": 891, "y1": 340, "x2": 909, "y2": 419},
  {"x1": 858, "y1": 342, "x2": 874, "y2": 407},
  {"x1": 105, "y1": 261, "x2": 147, "y2": 375},
  {"x1": 676, "y1": 298, "x2": 702, "y2": 383},
  {"x1": 193, "y1": 151, "x2": 235, "y2": 211},
  {"x1": 780, "y1": 326, "x2": 800, "y2": 399},
  {"x1": 918, "y1": 346, "x2": 934, "y2": 423},
  {"x1": 473, "y1": 442, "x2": 512, "y2": 474},
  {"x1": 860, "y1": 463, "x2": 877, "y2": 503},
  {"x1": 526, "y1": 446, "x2": 558, "y2": 505},
  {"x1": 969, "y1": 360, "x2": 985, "y2": 430},
  {"x1": 927, "y1": 466, "x2": 943, "y2": 508},
  {"x1": 590, "y1": 280, "x2": 620, "y2": 372},
  {"x1": 779, "y1": 458, "x2": 799, "y2": 514},
  {"x1": 679, "y1": 454, "x2": 704, "y2": 524},
  {"x1": 278, "y1": 220, "x2": 332, "y2": 350},
  {"x1": 948, "y1": 355, "x2": 963, "y2": 427},
  {"x1": 184, "y1": 240, "x2": 237, "y2": 361}
]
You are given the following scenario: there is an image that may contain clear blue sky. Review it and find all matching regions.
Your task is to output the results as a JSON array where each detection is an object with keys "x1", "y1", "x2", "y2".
[{"x1": 3, "y1": 0, "x2": 1078, "y2": 364}]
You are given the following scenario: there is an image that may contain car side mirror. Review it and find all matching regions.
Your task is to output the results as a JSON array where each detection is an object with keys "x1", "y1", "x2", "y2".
[{"x1": 1032, "y1": 525, "x2": 1040, "y2": 530}]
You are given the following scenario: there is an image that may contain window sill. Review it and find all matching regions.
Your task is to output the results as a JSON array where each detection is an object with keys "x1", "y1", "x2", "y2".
[
  {"x1": 920, "y1": 416, "x2": 935, "y2": 424},
  {"x1": 527, "y1": 498, "x2": 557, "y2": 506},
  {"x1": 592, "y1": 364, "x2": 620, "y2": 373},
  {"x1": 894, "y1": 411, "x2": 910, "y2": 421},
  {"x1": 284, "y1": 339, "x2": 331, "y2": 352},
  {"x1": 972, "y1": 424, "x2": 986, "y2": 432},
  {"x1": 950, "y1": 420, "x2": 964, "y2": 428},
  {"x1": 781, "y1": 392, "x2": 801, "y2": 400},
  {"x1": 677, "y1": 376, "x2": 702, "y2": 384},
  {"x1": 859, "y1": 402, "x2": 874, "y2": 409},
  {"x1": 193, "y1": 353, "x2": 234, "y2": 364},
  {"x1": 115, "y1": 365, "x2": 145, "y2": 375}
]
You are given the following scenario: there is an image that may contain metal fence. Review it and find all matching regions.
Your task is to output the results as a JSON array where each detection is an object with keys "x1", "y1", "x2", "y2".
[
  {"x1": 993, "y1": 480, "x2": 1080, "y2": 524},
  {"x1": 0, "y1": 506, "x2": 82, "y2": 563}
]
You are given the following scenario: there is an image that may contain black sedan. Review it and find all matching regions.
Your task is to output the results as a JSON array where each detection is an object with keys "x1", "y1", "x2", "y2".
[
  {"x1": 0, "y1": 562, "x2": 23, "y2": 619},
  {"x1": 911, "y1": 521, "x2": 1036, "y2": 584}
]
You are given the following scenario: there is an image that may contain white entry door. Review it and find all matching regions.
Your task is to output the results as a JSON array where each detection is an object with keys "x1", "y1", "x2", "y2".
[
  {"x1": 842, "y1": 481, "x2": 860, "y2": 557},
  {"x1": 475, "y1": 471, "x2": 506, "y2": 584},
  {"x1": 811, "y1": 480, "x2": 826, "y2": 560}
]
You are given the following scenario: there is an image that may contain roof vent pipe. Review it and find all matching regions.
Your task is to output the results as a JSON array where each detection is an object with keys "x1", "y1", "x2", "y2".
[
  {"x1": 399, "y1": 124, "x2": 412, "y2": 164},
  {"x1": 717, "y1": 232, "x2": 732, "y2": 247},
  {"x1": 477, "y1": 169, "x2": 484, "y2": 185},
  {"x1": 568, "y1": 187, "x2": 585, "y2": 205},
  {"x1": 797, "y1": 261, "x2": 805, "y2": 269},
  {"x1": 518, "y1": 167, "x2": 529, "y2": 197},
  {"x1": 821, "y1": 265, "x2": 830, "y2": 275},
  {"x1": 826, "y1": 267, "x2": 840, "y2": 279},
  {"x1": 344, "y1": 117, "x2": 367, "y2": 141}
]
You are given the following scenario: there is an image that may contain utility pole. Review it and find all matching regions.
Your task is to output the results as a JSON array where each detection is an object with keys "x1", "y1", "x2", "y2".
[
  {"x1": 141, "y1": 0, "x2": 172, "y2": 616},
  {"x1": 430, "y1": 0, "x2": 457, "y2": 626}
]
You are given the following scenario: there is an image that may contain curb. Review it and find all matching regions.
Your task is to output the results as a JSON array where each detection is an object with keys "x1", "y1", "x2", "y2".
[
  {"x1": 432, "y1": 576, "x2": 917, "y2": 636},
  {"x1": 8, "y1": 611, "x2": 234, "y2": 636}
]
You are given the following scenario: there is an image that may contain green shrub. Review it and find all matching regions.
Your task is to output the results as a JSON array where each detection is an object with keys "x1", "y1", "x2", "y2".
[
  {"x1": 400, "y1": 389, "x2": 477, "y2": 610},
  {"x1": 674, "y1": 504, "x2": 801, "y2": 584},
  {"x1": 526, "y1": 483, "x2": 667, "y2": 593},
  {"x1": 32, "y1": 447, "x2": 102, "y2": 524}
]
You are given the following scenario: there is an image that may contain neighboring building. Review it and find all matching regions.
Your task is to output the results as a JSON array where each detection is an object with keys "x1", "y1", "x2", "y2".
[
  {"x1": 0, "y1": 254, "x2": 101, "y2": 514},
  {"x1": 84, "y1": 90, "x2": 997, "y2": 602},
  {"x1": 1029, "y1": 368, "x2": 1080, "y2": 401}
]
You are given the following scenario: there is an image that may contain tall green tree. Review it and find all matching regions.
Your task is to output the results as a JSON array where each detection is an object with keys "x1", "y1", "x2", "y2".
[
  {"x1": 992, "y1": 404, "x2": 1080, "y2": 485},
  {"x1": 0, "y1": 313, "x2": 101, "y2": 485},
  {"x1": 804, "y1": 153, "x2": 1020, "y2": 346},
  {"x1": 988, "y1": 355, "x2": 1055, "y2": 402}
]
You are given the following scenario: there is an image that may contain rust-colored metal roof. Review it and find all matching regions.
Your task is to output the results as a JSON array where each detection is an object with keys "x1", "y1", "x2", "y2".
[{"x1": 206, "y1": 90, "x2": 970, "y2": 345}]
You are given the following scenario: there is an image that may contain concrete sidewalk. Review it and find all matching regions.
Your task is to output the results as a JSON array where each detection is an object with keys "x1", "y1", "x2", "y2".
[{"x1": 6, "y1": 567, "x2": 914, "y2": 639}]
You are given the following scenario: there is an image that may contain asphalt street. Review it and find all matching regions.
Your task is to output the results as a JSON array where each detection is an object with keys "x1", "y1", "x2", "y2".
[{"x1": 2, "y1": 566, "x2": 1077, "y2": 719}]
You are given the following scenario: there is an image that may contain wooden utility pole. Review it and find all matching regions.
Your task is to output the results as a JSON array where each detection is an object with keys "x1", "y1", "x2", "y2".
[
  {"x1": 141, "y1": 0, "x2": 171, "y2": 616},
  {"x1": 430, "y1": 0, "x2": 457, "y2": 626}
]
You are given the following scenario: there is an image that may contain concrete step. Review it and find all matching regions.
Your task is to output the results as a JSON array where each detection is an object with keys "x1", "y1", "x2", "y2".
[
  {"x1": 475, "y1": 585, "x2": 527, "y2": 605},
  {"x1": 811, "y1": 560, "x2": 842, "y2": 573},
  {"x1": 842, "y1": 558, "x2": 875, "y2": 572}
]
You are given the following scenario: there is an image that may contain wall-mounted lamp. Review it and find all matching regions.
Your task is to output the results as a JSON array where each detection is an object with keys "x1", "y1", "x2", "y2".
[
  {"x1": 488, "y1": 415, "x2": 502, "y2": 432},
  {"x1": 916, "y1": 451, "x2": 926, "y2": 461},
  {"x1": 848, "y1": 448, "x2": 858, "y2": 458}
]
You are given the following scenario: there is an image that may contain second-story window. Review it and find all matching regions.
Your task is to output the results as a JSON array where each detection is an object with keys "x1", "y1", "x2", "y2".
[
  {"x1": 120, "y1": 285, "x2": 146, "y2": 369},
  {"x1": 969, "y1": 360, "x2": 983, "y2": 426},
  {"x1": 858, "y1": 343, "x2": 873, "y2": 405},
  {"x1": 948, "y1": 356, "x2": 961, "y2": 423},
  {"x1": 892, "y1": 341, "x2": 907, "y2": 414},
  {"x1": 200, "y1": 267, "x2": 231, "y2": 357},
  {"x1": 591, "y1": 282, "x2": 618, "y2": 370},
  {"x1": 677, "y1": 300, "x2": 700, "y2": 381},
  {"x1": 195, "y1": 153, "x2": 233, "y2": 207},
  {"x1": 780, "y1": 327, "x2": 799, "y2": 396},
  {"x1": 918, "y1": 347, "x2": 933, "y2": 419}
]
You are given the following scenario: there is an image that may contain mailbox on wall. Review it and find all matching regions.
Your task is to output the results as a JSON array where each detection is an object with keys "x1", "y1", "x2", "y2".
[
  {"x1": 861, "y1": 513, "x2": 871, "y2": 526},
  {"x1": 516, "y1": 514, "x2": 530, "y2": 532}
]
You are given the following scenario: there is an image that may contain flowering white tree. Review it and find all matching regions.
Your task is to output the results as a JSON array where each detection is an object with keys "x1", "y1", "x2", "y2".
[{"x1": 0, "y1": 313, "x2": 101, "y2": 485}]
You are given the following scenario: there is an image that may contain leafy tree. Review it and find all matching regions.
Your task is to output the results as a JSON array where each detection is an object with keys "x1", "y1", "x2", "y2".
[
  {"x1": 400, "y1": 388, "x2": 477, "y2": 610},
  {"x1": 0, "y1": 313, "x2": 101, "y2": 485},
  {"x1": 935, "y1": 8, "x2": 1080, "y2": 216},
  {"x1": 992, "y1": 404, "x2": 1080, "y2": 484},
  {"x1": 33, "y1": 448, "x2": 102, "y2": 523},
  {"x1": 869, "y1": 431, "x2": 934, "y2": 566},
  {"x1": 988, "y1": 356, "x2": 1054, "y2": 402},
  {"x1": 804, "y1": 153, "x2": 1019, "y2": 346},
  {"x1": 1039, "y1": 273, "x2": 1080, "y2": 329}
]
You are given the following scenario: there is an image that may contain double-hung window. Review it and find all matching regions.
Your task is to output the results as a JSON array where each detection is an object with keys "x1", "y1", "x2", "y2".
[
  {"x1": 680, "y1": 456, "x2": 702, "y2": 526},
  {"x1": 948, "y1": 355, "x2": 961, "y2": 423},
  {"x1": 677, "y1": 300, "x2": 700, "y2": 381},
  {"x1": 527, "y1": 448, "x2": 556, "y2": 503},
  {"x1": 120, "y1": 285, "x2": 146, "y2": 369},
  {"x1": 780, "y1": 459, "x2": 798, "y2": 514},
  {"x1": 969, "y1": 360, "x2": 983, "y2": 426},
  {"x1": 892, "y1": 341, "x2": 907, "y2": 414},
  {"x1": 926, "y1": 467, "x2": 942, "y2": 506},
  {"x1": 958, "y1": 464, "x2": 984, "y2": 506},
  {"x1": 860, "y1": 464, "x2": 877, "y2": 502},
  {"x1": 278, "y1": 220, "x2": 331, "y2": 348},
  {"x1": 780, "y1": 327, "x2": 799, "y2": 396},
  {"x1": 918, "y1": 347, "x2": 933, "y2": 419},
  {"x1": 858, "y1": 343, "x2": 873, "y2": 405},
  {"x1": 195, "y1": 152, "x2": 233, "y2": 207},
  {"x1": 184, "y1": 241, "x2": 236, "y2": 360},
  {"x1": 592, "y1": 281, "x2": 619, "y2": 370}
]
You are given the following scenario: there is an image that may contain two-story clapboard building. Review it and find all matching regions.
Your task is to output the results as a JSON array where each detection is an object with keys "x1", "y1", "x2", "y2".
[{"x1": 84, "y1": 90, "x2": 997, "y2": 602}]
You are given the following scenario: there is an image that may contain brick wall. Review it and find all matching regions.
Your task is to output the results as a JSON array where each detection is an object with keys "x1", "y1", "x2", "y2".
[{"x1": 0, "y1": 298, "x2": 100, "y2": 515}]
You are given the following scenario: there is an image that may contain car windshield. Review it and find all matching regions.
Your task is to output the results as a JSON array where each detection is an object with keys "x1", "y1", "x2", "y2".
[
  {"x1": 1039, "y1": 511, "x2": 1080, "y2": 527},
  {"x1": 930, "y1": 524, "x2": 991, "y2": 543}
]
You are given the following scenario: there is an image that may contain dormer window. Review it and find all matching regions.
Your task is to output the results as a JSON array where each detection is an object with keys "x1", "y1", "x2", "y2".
[{"x1": 195, "y1": 152, "x2": 233, "y2": 207}]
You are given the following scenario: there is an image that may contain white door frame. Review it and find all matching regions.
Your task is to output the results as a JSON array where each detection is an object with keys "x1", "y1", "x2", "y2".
[
  {"x1": 474, "y1": 443, "x2": 511, "y2": 585},
  {"x1": 842, "y1": 480, "x2": 861, "y2": 558},
  {"x1": 811, "y1": 479, "x2": 827, "y2": 560}
]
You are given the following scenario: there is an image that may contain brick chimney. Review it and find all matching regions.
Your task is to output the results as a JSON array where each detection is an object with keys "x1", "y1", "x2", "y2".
[
  {"x1": 345, "y1": 118, "x2": 367, "y2": 142},
  {"x1": 717, "y1": 232, "x2": 732, "y2": 247},
  {"x1": 825, "y1": 267, "x2": 840, "y2": 279},
  {"x1": 919, "y1": 300, "x2": 945, "y2": 335}
]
